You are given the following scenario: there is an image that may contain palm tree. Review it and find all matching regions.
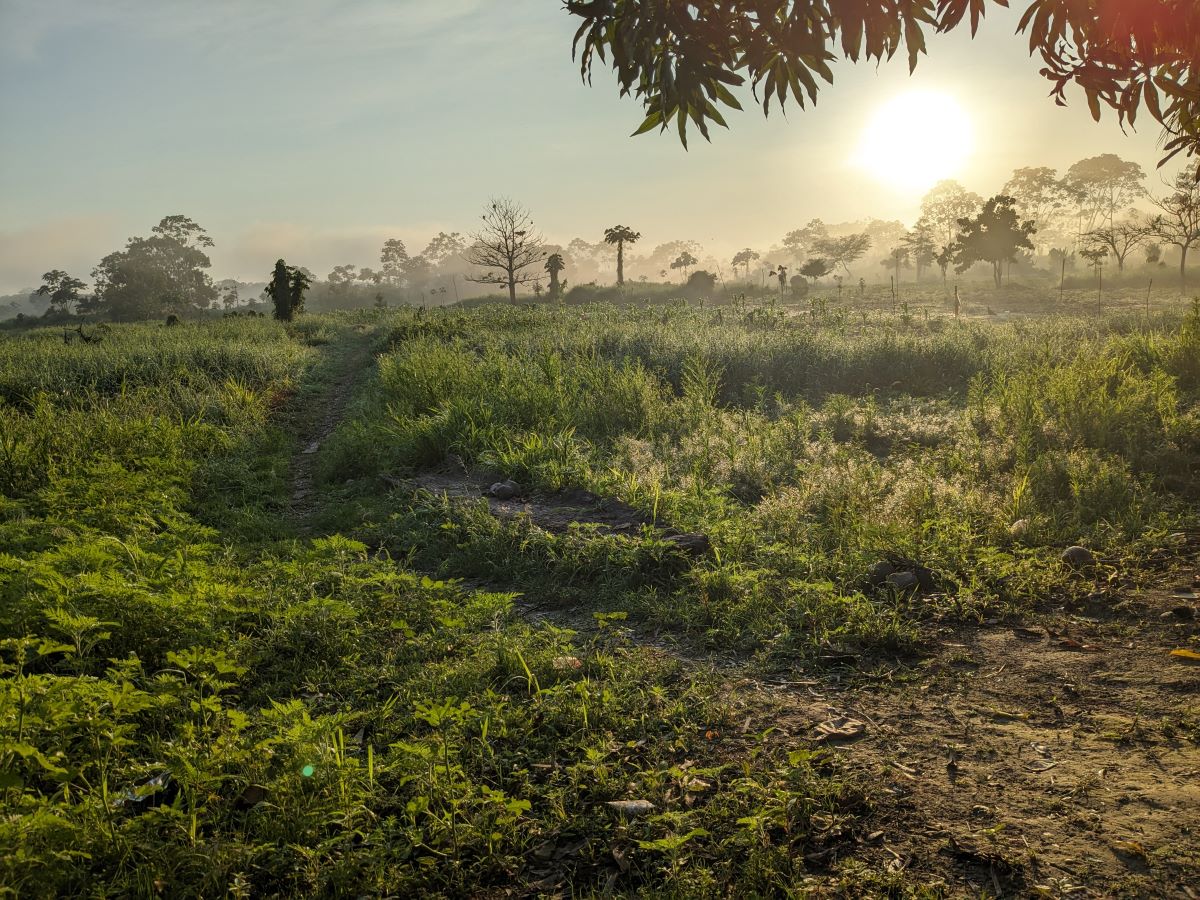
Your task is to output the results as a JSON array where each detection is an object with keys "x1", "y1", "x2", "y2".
[
  {"x1": 603, "y1": 225, "x2": 641, "y2": 286},
  {"x1": 544, "y1": 253, "x2": 565, "y2": 299}
]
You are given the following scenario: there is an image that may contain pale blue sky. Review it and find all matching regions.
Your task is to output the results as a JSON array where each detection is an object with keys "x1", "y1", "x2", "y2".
[{"x1": 0, "y1": 0, "x2": 1170, "y2": 292}]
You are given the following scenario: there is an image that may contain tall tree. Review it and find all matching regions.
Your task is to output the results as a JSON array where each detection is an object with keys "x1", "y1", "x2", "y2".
[
  {"x1": 327, "y1": 265, "x2": 358, "y2": 296},
  {"x1": 952, "y1": 195, "x2": 1037, "y2": 288},
  {"x1": 267, "y1": 260, "x2": 293, "y2": 321},
  {"x1": 900, "y1": 222, "x2": 936, "y2": 282},
  {"x1": 464, "y1": 197, "x2": 546, "y2": 304},
  {"x1": 567, "y1": 1, "x2": 1200, "y2": 177},
  {"x1": 603, "y1": 225, "x2": 641, "y2": 286},
  {"x1": 814, "y1": 233, "x2": 871, "y2": 274},
  {"x1": 33, "y1": 270, "x2": 86, "y2": 315},
  {"x1": 544, "y1": 252, "x2": 566, "y2": 299},
  {"x1": 921, "y1": 181, "x2": 983, "y2": 247},
  {"x1": 421, "y1": 232, "x2": 467, "y2": 267},
  {"x1": 380, "y1": 239, "x2": 410, "y2": 287},
  {"x1": 92, "y1": 215, "x2": 216, "y2": 320},
  {"x1": 1002, "y1": 166, "x2": 1071, "y2": 250},
  {"x1": 1148, "y1": 170, "x2": 1200, "y2": 286},
  {"x1": 289, "y1": 266, "x2": 312, "y2": 316},
  {"x1": 1064, "y1": 154, "x2": 1146, "y2": 235}
]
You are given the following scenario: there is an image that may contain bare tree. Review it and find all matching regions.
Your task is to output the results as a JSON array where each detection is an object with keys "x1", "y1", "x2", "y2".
[
  {"x1": 1148, "y1": 171, "x2": 1200, "y2": 288},
  {"x1": 464, "y1": 197, "x2": 546, "y2": 304},
  {"x1": 1082, "y1": 216, "x2": 1150, "y2": 273}
]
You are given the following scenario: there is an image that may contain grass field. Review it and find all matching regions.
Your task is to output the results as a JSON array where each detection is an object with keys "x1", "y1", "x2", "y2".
[{"x1": 2, "y1": 298, "x2": 1198, "y2": 896}]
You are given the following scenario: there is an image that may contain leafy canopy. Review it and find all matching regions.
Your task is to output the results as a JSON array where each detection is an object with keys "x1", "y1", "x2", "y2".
[{"x1": 567, "y1": 0, "x2": 1200, "y2": 175}]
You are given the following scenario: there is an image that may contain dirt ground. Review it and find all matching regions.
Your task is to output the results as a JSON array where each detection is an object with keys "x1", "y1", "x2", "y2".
[
  {"x1": 391, "y1": 472, "x2": 1199, "y2": 896},
  {"x1": 727, "y1": 568, "x2": 1200, "y2": 897}
]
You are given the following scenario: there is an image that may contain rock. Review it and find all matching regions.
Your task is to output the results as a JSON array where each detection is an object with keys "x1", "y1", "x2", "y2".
[
  {"x1": 488, "y1": 479, "x2": 522, "y2": 500},
  {"x1": 866, "y1": 560, "x2": 896, "y2": 584},
  {"x1": 664, "y1": 533, "x2": 712, "y2": 556},
  {"x1": 1060, "y1": 545, "x2": 1096, "y2": 569},
  {"x1": 1165, "y1": 605, "x2": 1196, "y2": 621},
  {"x1": 1009, "y1": 518, "x2": 1030, "y2": 538},
  {"x1": 886, "y1": 571, "x2": 919, "y2": 591}
]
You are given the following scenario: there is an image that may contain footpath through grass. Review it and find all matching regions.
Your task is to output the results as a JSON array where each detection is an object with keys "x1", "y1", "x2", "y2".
[{"x1": 0, "y1": 313, "x2": 872, "y2": 897}]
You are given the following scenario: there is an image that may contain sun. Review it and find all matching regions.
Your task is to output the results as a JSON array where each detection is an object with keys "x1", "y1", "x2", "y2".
[{"x1": 854, "y1": 90, "x2": 974, "y2": 192}]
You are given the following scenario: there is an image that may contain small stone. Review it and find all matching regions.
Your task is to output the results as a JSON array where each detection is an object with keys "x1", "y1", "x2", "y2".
[
  {"x1": 1060, "y1": 546, "x2": 1095, "y2": 569},
  {"x1": 866, "y1": 561, "x2": 896, "y2": 584},
  {"x1": 886, "y1": 571, "x2": 919, "y2": 591},
  {"x1": 1009, "y1": 518, "x2": 1030, "y2": 538},
  {"x1": 488, "y1": 479, "x2": 522, "y2": 500}
]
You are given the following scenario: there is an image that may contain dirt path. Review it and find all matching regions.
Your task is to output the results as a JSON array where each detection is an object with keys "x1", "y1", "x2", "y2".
[{"x1": 288, "y1": 329, "x2": 375, "y2": 529}]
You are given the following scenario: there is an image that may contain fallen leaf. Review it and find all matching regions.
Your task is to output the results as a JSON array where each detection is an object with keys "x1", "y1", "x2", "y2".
[
  {"x1": 1025, "y1": 759, "x2": 1058, "y2": 772},
  {"x1": 552, "y1": 656, "x2": 583, "y2": 671},
  {"x1": 1169, "y1": 648, "x2": 1200, "y2": 662}
]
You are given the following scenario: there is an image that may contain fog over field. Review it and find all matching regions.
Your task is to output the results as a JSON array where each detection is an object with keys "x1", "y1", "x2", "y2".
[{"x1": 2, "y1": 2, "x2": 1198, "y2": 896}]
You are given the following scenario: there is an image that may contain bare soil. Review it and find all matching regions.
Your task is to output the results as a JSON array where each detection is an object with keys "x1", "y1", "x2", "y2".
[{"x1": 726, "y1": 568, "x2": 1200, "y2": 897}]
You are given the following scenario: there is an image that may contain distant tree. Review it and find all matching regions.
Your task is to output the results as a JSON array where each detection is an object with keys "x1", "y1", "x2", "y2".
[
  {"x1": 1064, "y1": 154, "x2": 1146, "y2": 235},
  {"x1": 380, "y1": 239, "x2": 409, "y2": 286},
  {"x1": 883, "y1": 246, "x2": 910, "y2": 285},
  {"x1": 357, "y1": 267, "x2": 382, "y2": 285},
  {"x1": 814, "y1": 232, "x2": 871, "y2": 274},
  {"x1": 731, "y1": 248, "x2": 759, "y2": 280},
  {"x1": 267, "y1": 260, "x2": 293, "y2": 321},
  {"x1": 1145, "y1": 242, "x2": 1163, "y2": 265},
  {"x1": 33, "y1": 270, "x2": 86, "y2": 315},
  {"x1": 290, "y1": 267, "x2": 312, "y2": 316},
  {"x1": 544, "y1": 253, "x2": 566, "y2": 299},
  {"x1": 92, "y1": 215, "x2": 216, "y2": 320},
  {"x1": 603, "y1": 225, "x2": 641, "y2": 286},
  {"x1": 1148, "y1": 169, "x2": 1200, "y2": 286},
  {"x1": 421, "y1": 232, "x2": 467, "y2": 267},
  {"x1": 267, "y1": 260, "x2": 312, "y2": 321},
  {"x1": 221, "y1": 283, "x2": 239, "y2": 310},
  {"x1": 669, "y1": 251, "x2": 698, "y2": 280},
  {"x1": 767, "y1": 264, "x2": 788, "y2": 297},
  {"x1": 464, "y1": 197, "x2": 546, "y2": 304},
  {"x1": 921, "y1": 181, "x2": 983, "y2": 247},
  {"x1": 781, "y1": 219, "x2": 828, "y2": 262},
  {"x1": 900, "y1": 222, "x2": 936, "y2": 281},
  {"x1": 799, "y1": 258, "x2": 832, "y2": 280},
  {"x1": 1002, "y1": 166, "x2": 1071, "y2": 247},
  {"x1": 327, "y1": 265, "x2": 358, "y2": 296},
  {"x1": 952, "y1": 195, "x2": 1037, "y2": 288},
  {"x1": 1083, "y1": 216, "x2": 1150, "y2": 273}
]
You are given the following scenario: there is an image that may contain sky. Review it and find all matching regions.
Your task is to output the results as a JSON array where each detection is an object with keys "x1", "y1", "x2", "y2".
[{"x1": 0, "y1": 0, "x2": 1174, "y2": 294}]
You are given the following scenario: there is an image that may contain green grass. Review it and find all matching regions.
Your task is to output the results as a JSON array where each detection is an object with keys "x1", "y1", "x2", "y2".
[{"x1": 1, "y1": 300, "x2": 1198, "y2": 895}]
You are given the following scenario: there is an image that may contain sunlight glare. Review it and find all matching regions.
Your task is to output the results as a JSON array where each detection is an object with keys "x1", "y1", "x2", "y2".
[{"x1": 854, "y1": 91, "x2": 974, "y2": 192}]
